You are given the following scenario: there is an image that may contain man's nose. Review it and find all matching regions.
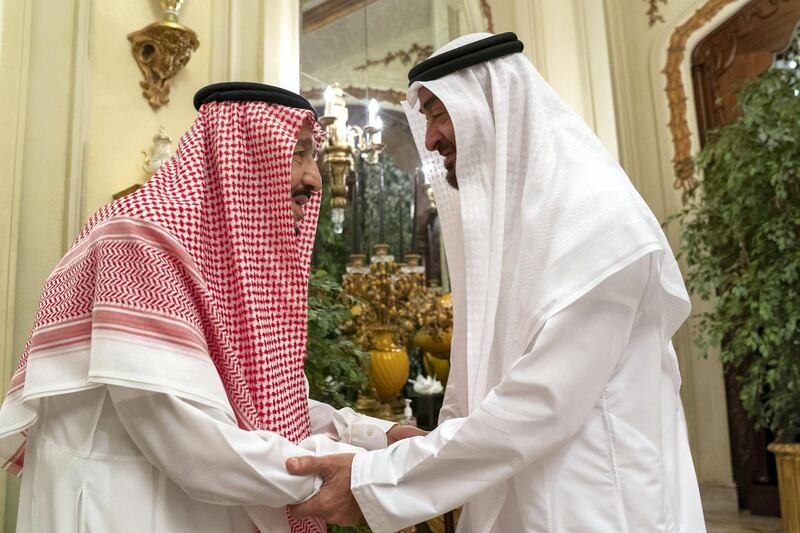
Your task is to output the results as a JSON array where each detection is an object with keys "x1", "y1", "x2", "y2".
[
  {"x1": 425, "y1": 124, "x2": 442, "y2": 153},
  {"x1": 303, "y1": 163, "x2": 322, "y2": 193}
]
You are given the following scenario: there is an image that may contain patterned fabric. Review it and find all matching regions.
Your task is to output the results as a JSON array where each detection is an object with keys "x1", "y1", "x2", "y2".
[{"x1": 1, "y1": 100, "x2": 326, "y2": 533}]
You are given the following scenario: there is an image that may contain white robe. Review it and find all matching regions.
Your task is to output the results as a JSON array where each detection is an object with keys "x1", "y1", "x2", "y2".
[
  {"x1": 14, "y1": 382, "x2": 393, "y2": 532},
  {"x1": 351, "y1": 255, "x2": 706, "y2": 533}
]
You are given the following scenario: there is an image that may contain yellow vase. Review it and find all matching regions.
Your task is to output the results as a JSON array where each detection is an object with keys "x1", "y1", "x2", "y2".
[
  {"x1": 413, "y1": 329, "x2": 453, "y2": 358},
  {"x1": 423, "y1": 351, "x2": 451, "y2": 386},
  {"x1": 369, "y1": 328, "x2": 410, "y2": 403}
]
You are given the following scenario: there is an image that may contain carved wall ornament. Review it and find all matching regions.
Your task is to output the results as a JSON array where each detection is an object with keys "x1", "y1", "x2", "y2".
[
  {"x1": 480, "y1": 0, "x2": 495, "y2": 33},
  {"x1": 645, "y1": 0, "x2": 668, "y2": 26},
  {"x1": 128, "y1": 0, "x2": 199, "y2": 110},
  {"x1": 354, "y1": 43, "x2": 434, "y2": 72},
  {"x1": 664, "y1": 0, "x2": 797, "y2": 196},
  {"x1": 662, "y1": 0, "x2": 737, "y2": 194}
]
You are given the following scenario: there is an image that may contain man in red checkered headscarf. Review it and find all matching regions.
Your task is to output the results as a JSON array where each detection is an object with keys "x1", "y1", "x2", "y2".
[{"x1": 0, "y1": 83, "x2": 418, "y2": 532}]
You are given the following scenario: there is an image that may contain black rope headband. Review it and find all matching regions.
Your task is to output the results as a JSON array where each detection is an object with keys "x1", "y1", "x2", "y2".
[
  {"x1": 407, "y1": 32, "x2": 524, "y2": 85},
  {"x1": 193, "y1": 82, "x2": 316, "y2": 116}
]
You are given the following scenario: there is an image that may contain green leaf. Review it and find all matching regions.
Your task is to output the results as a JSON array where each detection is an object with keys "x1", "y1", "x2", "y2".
[{"x1": 678, "y1": 69, "x2": 800, "y2": 440}]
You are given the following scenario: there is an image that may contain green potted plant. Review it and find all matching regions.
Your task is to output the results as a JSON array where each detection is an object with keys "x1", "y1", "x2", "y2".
[
  {"x1": 306, "y1": 269, "x2": 369, "y2": 409},
  {"x1": 677, "y1": 68, "x2": 800, "y2": 529}
]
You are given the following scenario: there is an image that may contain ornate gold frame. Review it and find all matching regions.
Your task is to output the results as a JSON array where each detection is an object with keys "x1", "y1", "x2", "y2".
[{"x1": 662, "y1": 0, "x2": 737, "y2": 193}]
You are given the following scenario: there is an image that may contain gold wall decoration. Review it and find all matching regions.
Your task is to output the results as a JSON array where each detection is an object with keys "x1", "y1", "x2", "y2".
[
  {"x1": 128, "y1": 0, "x2": 199, "y2": 110},
  {"x1": 354, "y1": 43, "x2": 434, "y2": 72},
  {"x1": 645, "y1": 0, "x2": 668, "y2": 26},
  {"x1": 480, "y1": 0, "x2": 494, "y2": 33},
  {"x1": 113, "y1": 184, "x2": 143, "y2": 200},
  {"x1": 662, "y1": 0, "x2": 737, "y2": 193}
]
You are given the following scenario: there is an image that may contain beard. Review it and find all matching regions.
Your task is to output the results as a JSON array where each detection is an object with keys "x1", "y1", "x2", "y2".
[
  {"x1": 446, "y1": 169, "x2": 458, "y2": 190},
  {"x1": 435, "y1": 139, "x2": 458, "y2": 190}
]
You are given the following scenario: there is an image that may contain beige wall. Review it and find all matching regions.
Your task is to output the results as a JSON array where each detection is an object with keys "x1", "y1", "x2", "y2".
[
  {"x1": 495, "y1": 0, "x2": 620, "y2": 158},
  {"x1": 0, "y1": 0, "x2": 32, "y2": 526},
  {"x1": 0, "y1": 1, "x2": 300, "y2": 529}
]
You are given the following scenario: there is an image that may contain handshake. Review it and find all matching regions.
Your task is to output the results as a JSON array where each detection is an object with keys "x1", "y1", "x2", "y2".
[{"x1": 286, "y1": 424, "x2": 427, "y2": 528}]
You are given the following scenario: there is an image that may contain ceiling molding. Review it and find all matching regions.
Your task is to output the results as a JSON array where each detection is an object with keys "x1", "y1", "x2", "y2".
[{"x1": 302, "y1": 0, "x2": 379, "y2": 33}]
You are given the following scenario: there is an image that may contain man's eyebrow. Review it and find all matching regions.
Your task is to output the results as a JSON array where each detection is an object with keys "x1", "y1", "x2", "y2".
[{"x1": 420, "y1": 95, "x2": 441, "y2": 115}]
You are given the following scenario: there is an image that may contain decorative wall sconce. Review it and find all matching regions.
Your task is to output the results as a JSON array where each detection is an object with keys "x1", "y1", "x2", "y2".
[
  {"x1": 128, "y1": 0, "x2": 199, "y2": 109},
  {"x1": 141, "y1": 127, "x2": 173, "y2": 174},
  {"x1": 113, "y1": 127, "x2": 174, "y2": 200}
]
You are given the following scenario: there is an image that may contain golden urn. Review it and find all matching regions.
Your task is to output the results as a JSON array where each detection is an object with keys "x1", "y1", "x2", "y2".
[
  {"x1": 422, "y1": 352, "x2": 451, "y2": 387},
  {"x1": 413, "y1": 329, "x2": 453, "y2": 358},
  {"x1": 414, "y1": 292, "x2": 453, "y2": 384},
  {"x1": 414, "y1": 327, "x2": 452, "y2": 386},
  {"x1": 368, "y1": 327, "x2": 410, "y2": 403}
]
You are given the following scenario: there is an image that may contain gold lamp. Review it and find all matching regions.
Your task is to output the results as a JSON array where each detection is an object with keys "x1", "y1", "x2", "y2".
[
  {"x1": 318, "y1": 84, "x2": 385, "y2": 235},
  {"x1": 319, "y1": 84, "x2": 352, "y2": 234}
]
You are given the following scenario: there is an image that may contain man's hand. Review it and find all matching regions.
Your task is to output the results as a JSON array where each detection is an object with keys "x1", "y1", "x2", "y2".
[
  {"x1": 386, "y1": 424, "x2": 428, "y2": 445},
  {"x1": 287, "y1": 454, "x2": 360, "y2": 526}
]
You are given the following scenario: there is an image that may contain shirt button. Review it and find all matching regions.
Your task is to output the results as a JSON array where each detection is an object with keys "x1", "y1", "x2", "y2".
[{"x1": 367, "y1": 428, "x2": 374, "y2": 437}]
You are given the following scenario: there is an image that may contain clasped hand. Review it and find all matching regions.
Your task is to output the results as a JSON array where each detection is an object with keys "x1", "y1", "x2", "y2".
[{"x1": 286, "y1": 424, "x2": 427, "y2": 528}]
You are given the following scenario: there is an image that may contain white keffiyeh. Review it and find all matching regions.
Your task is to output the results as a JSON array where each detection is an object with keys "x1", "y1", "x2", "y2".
[{"x1": 403, "y1": 33, "x2": 691, "y2": 415}]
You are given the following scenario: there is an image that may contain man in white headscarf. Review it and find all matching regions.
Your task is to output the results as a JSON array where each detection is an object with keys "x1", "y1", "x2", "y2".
[{"x1": 287, "y1": 33, "x2": 707, "y2": 533}]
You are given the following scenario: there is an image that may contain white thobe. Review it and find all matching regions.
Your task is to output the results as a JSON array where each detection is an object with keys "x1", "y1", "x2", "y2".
[
  {"x1": 15, "y1": 383, "x2": 394, "y2": 532},
  {"x1": 351, "y1": 255, "x2": 706, "y2": 532}
]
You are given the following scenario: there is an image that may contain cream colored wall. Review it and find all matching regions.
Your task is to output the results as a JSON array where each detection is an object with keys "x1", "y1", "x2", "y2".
[
  {"x1": 493, "y1": 0, "x2": 619, "y2": 158},
  {"x1": 4, "y1": 0, "x2": 84, "y2": 525},
  {"x1": 490, "y1": 0, "x2": 740, "y2": 508},
  {"x1": 0, "y1": 0, "x2": 33, "y2": 528},
  {"x1": 0, "y1": 1, "x2": 299, "y2": 529}
]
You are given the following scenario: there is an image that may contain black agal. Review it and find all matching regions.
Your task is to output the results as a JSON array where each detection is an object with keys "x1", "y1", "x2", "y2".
[
  {"x1": 407, "y1": 32, "x2": 524, "y2": 85},
  {"x1": 193, "y1": 82, "x2": 316, "y2": 116}
]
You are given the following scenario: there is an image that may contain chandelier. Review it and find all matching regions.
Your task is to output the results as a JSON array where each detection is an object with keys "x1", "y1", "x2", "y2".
[{"x1": 319, "y1": 84, "x2": 384, "y2": 236}]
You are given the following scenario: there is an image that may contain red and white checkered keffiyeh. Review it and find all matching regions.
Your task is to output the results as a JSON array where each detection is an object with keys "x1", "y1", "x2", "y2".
[{"x1": 0, "y1": 100, "x2": 327, "y2": 532}]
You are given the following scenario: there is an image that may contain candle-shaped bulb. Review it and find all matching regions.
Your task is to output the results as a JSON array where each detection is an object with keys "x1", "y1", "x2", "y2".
[
  {"x1": 368, "y1": 98, "x2": 379, "y2": 127},
  {"x1": 323, "y1": 85, "x2": 335, "y2": 117},
  {"x1": 373, "y1": 115, "x2": 383, "y2": 145}
]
